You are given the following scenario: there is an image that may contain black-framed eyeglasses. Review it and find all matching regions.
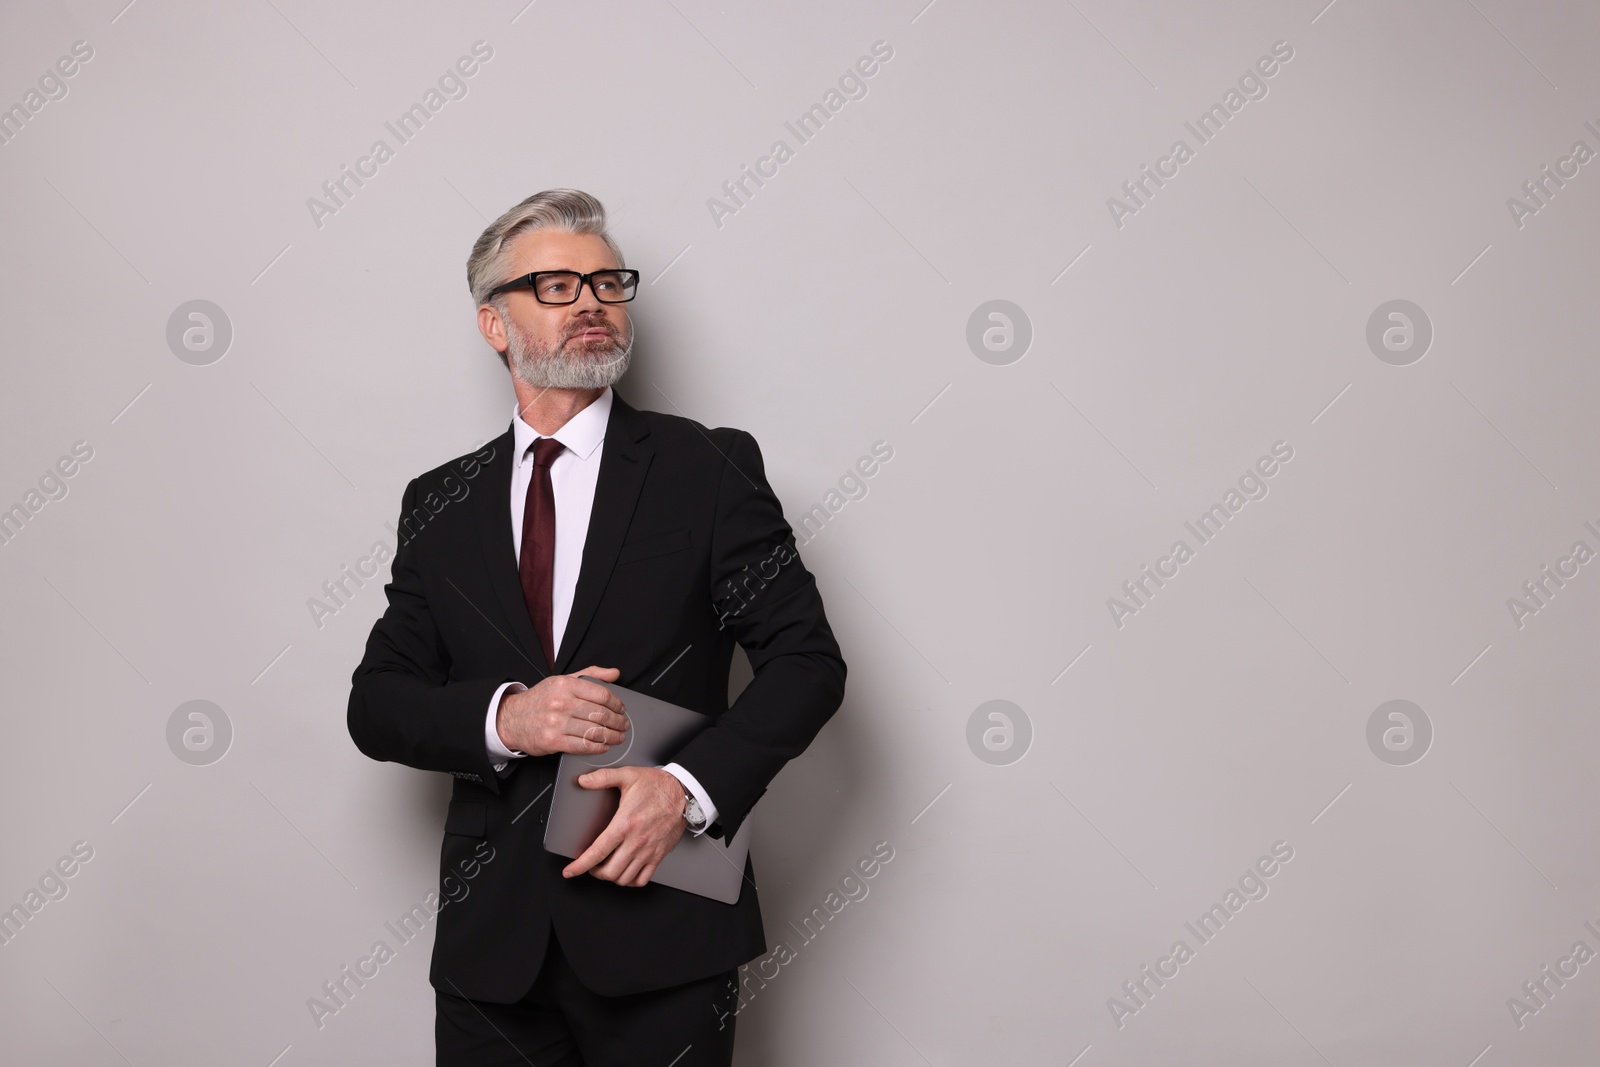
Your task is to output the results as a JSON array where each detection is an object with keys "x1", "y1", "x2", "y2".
[{"x1": 486, "y1": 269, "x2": 640, "y2": 305}]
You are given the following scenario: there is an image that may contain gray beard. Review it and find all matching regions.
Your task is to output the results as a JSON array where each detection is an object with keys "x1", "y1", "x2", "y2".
[{"x1": 506, "y1": 318, "x2": 633, "y2": 390}]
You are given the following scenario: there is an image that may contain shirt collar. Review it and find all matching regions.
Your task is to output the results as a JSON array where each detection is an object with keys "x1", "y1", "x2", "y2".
[{"x1": 512, "y1": 386, "x2": 613, "y2": 466}]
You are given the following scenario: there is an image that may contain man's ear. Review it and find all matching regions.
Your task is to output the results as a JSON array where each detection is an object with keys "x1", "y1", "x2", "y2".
[{"x1": 477, "y1": 303, "x2": 508, "y2": 354}]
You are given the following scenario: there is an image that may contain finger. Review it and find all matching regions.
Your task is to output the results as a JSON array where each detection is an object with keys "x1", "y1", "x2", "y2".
[
  {"x1": 584, "y1": 847, "x2": 624, "y2": 883},
  {"x1": 564, "y1": 847, "x2": 606, "y2": 878},
  {"x1": 571, "y1": 669, "x2": 623, "y2": 711},
  {"x1": 599, "y1": 844, "x2": 641, "y2": 884},
  {"x1": 570, "y1": 681, "x2": 627, "y2": 721},
  {"x1": 559, "y1": 703, "x2": 626, "y2": 747},
  {"x1": 564, "y1": 720, "x2": 626, "y2": 751},
  {"x1": 577, "y1": 768, "x2": 621, "y2": 789},
  {"x1": 563, "y1": 845, "x2": 595, "y2": 877},
  {"x1": 569, "y1": 698, "x2": 629, "y2": 735},
  {"x1": 567, "y1": 670, "x2": 625, "y2": 707},
  {"x1": 619, "y1": 853, "x2": 652, "y2": 887},
  {"x1": 563, "y1": 829, "x2": 620, "y2": 878},
  {"x1": 550, "y1": 730, "x2": 614, "y2": 756}
]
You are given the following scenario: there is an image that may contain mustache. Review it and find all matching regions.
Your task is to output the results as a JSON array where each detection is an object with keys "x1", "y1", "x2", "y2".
[{"x1": 567, "y1": 319, "x2": 616, "y2": 340}]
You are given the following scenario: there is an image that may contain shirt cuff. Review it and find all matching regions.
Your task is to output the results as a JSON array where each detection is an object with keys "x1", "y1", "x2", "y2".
[
  {"x1": 486, "y1": 681, "x2": 529, "y2": 773},
  {"x1": 660, "y1": 762, "x2": 718, "y2": 837}
]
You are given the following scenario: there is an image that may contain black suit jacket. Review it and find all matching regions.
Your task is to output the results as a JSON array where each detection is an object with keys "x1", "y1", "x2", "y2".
[{"x1": 347, "y1": 390, "x2": 846, "y2": 1000}]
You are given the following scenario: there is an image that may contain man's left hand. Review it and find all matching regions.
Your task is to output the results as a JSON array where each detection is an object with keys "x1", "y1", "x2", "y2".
[{"x1": 562, "y1": 766, "x2": 689, "y2": 887}]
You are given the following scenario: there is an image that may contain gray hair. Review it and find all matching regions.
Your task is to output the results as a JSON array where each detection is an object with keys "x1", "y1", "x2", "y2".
[{"x1": 466, "y1": 188, "x2": 626, "y2": 308}]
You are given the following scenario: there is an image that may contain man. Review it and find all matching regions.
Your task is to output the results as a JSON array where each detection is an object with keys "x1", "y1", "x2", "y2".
[{"x1": 346, "y1": 189, "x2": 847, "y2": 1065}]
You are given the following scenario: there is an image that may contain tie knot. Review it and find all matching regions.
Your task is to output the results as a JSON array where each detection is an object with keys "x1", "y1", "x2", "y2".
[{"x1": 529, "y1": 437, "x2": 566, "y2": 468}]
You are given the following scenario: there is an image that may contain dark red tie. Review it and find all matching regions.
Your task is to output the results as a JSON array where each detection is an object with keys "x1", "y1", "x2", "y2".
[{"x1": 519, "y1": 437, "x2": 566, "y2": 667}]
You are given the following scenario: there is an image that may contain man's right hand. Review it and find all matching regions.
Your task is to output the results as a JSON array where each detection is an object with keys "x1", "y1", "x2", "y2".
[{"x1": 495, "y1": 666, "x2": 628, "y2": 758}]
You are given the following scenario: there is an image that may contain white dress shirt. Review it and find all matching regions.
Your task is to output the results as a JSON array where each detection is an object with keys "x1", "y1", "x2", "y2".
[{"x1": 482, "y1": 387, "x2": 719, "y2": 835}]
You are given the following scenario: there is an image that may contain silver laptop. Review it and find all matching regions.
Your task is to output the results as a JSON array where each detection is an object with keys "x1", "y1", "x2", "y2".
[{"x1": 543, "y1": 679, "x2": 755, "y2": 905}]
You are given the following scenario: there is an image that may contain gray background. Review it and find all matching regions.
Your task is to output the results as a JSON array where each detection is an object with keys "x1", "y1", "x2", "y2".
[{"x1": 1, "y1": 0, "x2": 1596, "y2": 1063}]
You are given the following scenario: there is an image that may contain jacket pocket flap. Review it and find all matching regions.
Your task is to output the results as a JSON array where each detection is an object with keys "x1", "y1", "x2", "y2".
[
  {"x1": 444, "y1": 799, "x2": 486, "y2": 837},
  {"x1": 617, "y1": 526, "x2": 692, "y2": 565}
]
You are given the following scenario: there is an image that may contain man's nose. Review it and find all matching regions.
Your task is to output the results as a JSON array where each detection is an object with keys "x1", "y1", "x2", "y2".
[{"x1": 572, "y1": 277, "x2": 606, "y2": 312}]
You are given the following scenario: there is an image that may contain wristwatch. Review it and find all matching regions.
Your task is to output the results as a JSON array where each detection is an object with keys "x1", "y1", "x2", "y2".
[{"x1": 679, "y1": 781, "x2": 707, "y2": 831}]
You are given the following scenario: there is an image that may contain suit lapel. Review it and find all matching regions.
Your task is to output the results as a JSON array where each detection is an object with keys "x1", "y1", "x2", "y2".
[
  {"x1": 555, "y1": 390, "x2": 654, "y2": 673},
  {"x1": 472, "y1": 425, "x2": 553, "y2": 679}
]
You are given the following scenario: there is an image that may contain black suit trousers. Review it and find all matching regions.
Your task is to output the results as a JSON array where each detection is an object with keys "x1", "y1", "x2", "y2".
[{"x1": 436, "y1": 923, "x2": 740, "y2": 1066}]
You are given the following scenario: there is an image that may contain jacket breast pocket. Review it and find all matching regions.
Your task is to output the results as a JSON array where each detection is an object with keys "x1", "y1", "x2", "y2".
[
  {"x1": 444, "y1": 799, "x2": 486, "y2": 838},
  {"x1": 616, "y1": 526, "x2": 692, "y2": 566}
]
